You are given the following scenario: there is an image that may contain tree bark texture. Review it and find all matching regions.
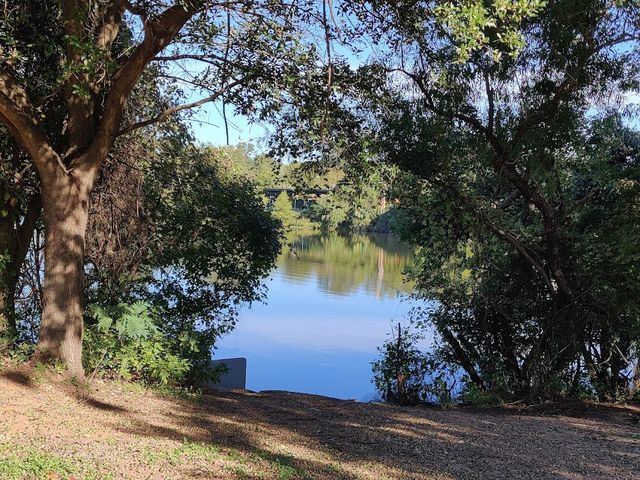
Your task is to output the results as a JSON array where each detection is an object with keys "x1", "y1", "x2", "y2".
[{"x1": 37, "y1": 170, "x2": 93, "y2": 377}]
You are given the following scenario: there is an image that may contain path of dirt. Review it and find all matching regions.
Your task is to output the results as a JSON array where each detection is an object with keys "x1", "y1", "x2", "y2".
[{"x1": 0, "y1": 370, "x2": 639, "y2": 479}]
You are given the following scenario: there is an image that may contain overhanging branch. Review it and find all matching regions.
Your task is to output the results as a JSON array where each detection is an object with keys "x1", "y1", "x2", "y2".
[
  {"x1": 87, "y1": 3, "x2": 200, "y2": 167},
  {"x1": 0, "y1": 68, "x2": 64, "y2": 176},
  {"x1": 116, "y1": 76, "x2": 249, "y2": 136}
]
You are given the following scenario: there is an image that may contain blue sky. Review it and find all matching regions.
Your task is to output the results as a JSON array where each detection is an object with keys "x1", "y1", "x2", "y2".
[{"x1": 189, "y1": 103, "x2": 270, "y2": 147}]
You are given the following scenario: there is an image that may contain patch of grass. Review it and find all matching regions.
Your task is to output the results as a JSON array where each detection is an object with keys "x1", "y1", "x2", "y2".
[
  {"x1": 224, "y1": 448, "x2": 246, "y2": 463},
  {"x1": 0, "y1": 450, "x2": 74, "y2": 480},
  {"x1": 118, "y1": 380, "x2": 147, "y2": 394},
  {"x1": 141, "y1": 440, "x2": 308, "y2": 479},
  {"x1": 142, "y1": 439, "x2": 222, "y2": 466},
  {"x1": 0, "y1": 444, "x2": 106, "y2": 480},
  {"x1": 176, "y1": 439, "x2": 221, "y2": 459},
  {"x1": 326, "y1": 463, "x2": 344, "y2": 475},
  {"x1": 152, "y1": 384, "x2": 203, "y2": 401},
  {"x1": 117, "y1": 380, "x2": 202, "y2": 401},
  {"x1": 226, "y1": 464, "x2": 252, "y2": 479},
  {"x1": 31, "y1": 362, "x2": 48, "y2": 384},
  {"x1": 141, "y1": 446, "x2": 181, "y2": 466},
  {"x1": 256, "y1": 452, "x2": 307, "y2": 480}
]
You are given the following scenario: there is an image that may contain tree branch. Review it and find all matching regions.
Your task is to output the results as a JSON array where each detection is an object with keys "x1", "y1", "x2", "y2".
[
  {"x1": 477, "y1": 211, "x2": 555, "y2": 294},
  {"x1": 406, "y1": 67, "x2": 558, "y2": 229},
  {"x1": 86, "y1": 3, "x2": 201, "y2": 169},
  {"x1": 483, "y1": 69, "x2": 494, "y2": 133},
  {"x1": 508, "y1": 31, "x2": 638, "y2": 149},
  {"x1": 95, "y1": 0, "x2": 127, "y2": 51},
  {"x1": 124, "y1": 0, "x2": 148, "y2": 20},
  {"x1": 117, "y1": 76, "x2": 249, "y2": 136},
  {"x1": 11, "y1": 194, "x2": 42, "y2": 275},
  {"x1": 497, "y1": 189, "x2": 521, "y2": 209},
  {"x1": 509, "y1": 76, "x2": 576, "y2": 149},
  {"x1": 0, "y1": 68, "x2": 64, "y2": 177},
  {"x1": 440, "y1": 327, "x2": 485, "y2": 389},
  {"x1": 447, "y1": 180, "x2": 556, "y2": 295},
  {"x1": 62, "y1": 0, "x2": 97, "y2": 151}
]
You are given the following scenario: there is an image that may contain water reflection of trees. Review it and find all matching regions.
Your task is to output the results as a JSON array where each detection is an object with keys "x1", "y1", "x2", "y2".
[{"x1": 280, "y1": 233, "x2": 414, "y2": 298}]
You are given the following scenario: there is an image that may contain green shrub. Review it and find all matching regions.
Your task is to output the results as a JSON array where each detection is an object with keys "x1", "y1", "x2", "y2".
[
  {"x1": 368, "y1": 207, "x2": 409, "y2": 234},
  {"x1": 373, "y1": 324, "x2": 465, "y2": 406},
  {"x1": 2, "y1": 341, "x2": 35, "y2": 366},
  {"x1": 83, "y1": 302, "x2": 192, "y2": 385},
  {"x1": 459, "y1": 383, "x2": 505, "y2": 407},
  {"x1": 0, "y1": 443, "x2": 107, "y2": 480},
  {"x1": 371, "y1": 324, "x2": 429, "y2": 405}
]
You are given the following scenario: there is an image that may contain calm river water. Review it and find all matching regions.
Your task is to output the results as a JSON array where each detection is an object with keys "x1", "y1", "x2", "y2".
[{"x1": 215, "y1": 232, "x2": 418, "y2": 400}]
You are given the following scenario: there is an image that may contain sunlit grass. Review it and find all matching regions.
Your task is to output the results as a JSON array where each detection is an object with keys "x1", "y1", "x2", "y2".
[
  {"x1": 0, "y1": 443, "x2": 109, "y2": 480},
  {"x1": 141, "y1": 439, "x2": 309, "y2": 479}
]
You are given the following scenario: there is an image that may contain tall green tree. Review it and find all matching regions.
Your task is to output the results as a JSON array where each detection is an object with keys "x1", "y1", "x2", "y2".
[
  {"x1": 350, "y1": 0, "x2": 640, "y2": 399},
  {"x1": 0, "y1": 0, "x2": 323, "y2": 375},
  {"x1": 271, "y1": 191, "x2": 297, "y2": 230}
]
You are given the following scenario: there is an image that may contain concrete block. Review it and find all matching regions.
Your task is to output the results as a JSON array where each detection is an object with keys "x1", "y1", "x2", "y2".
[{"x1": 206, "y1": 357, "x2": 247, "y2": 391}]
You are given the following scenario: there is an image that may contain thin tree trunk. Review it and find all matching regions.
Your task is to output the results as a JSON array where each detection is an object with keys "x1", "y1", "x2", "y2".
[
  {"x1": 37, "y1": 172, "x2": 92, "y2": 377},
  {"x1": 0, "y1": 269, "x2": 17, "y2": 352},
  {"x1": 441, "y1": 327, "x2": 485, "y2": 389},
  {"x1": 0, "y1": 193, "x2": 41, "y2": 338},
  {"x1": 0, "y1": 194, "x2": 42, "y2": 346},
  {"x1": 0, "y1": 214, "x2": 18, "y2": 345}
]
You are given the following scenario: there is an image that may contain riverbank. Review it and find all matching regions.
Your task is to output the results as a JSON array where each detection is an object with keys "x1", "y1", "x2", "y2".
[{"x1": 0, "y1": 370, "x2": 638, "y2": 479}]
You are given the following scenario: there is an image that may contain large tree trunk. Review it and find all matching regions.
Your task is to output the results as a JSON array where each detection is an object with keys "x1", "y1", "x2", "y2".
[{"x1": 37, "y1": 171, "x2": 93, "y2": 377}]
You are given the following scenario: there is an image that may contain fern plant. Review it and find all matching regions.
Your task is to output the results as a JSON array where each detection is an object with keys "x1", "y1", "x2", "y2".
[
  {"x1": 89, "y1": 302, "x2": 158, "y2": 340},
  {"x1": 84, "y1": 301, "x2": 190, "y2": 385}
]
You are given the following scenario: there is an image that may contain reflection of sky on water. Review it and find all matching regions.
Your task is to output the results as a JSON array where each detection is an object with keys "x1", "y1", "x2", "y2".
[{"x1": 215, "y1": 233, "x2": 432, "y2": 400}]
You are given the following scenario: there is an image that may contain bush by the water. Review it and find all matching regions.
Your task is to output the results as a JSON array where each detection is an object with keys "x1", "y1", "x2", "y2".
[
  {"x1": 372, "y1": 324, "x2": 460, "y2": 406},
  {"x1": 83, "y1": 302, "x2": 220, "y2": 386}
]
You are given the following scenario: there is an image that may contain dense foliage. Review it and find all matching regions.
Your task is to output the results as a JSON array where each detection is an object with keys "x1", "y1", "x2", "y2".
[
  {"x1": 372, "y1": 323, "x2": 462, "y2": 406},
  {"x1": 372, "y1": 325, "x2": 430, "y2": 405},
  {"x1": 356, "y1": 0, "x2": 640, "y2": 402},
  {"x1": 84, "y1": 143, "x2": 282, "y2": 383},
  {"x1": 83, "y1": 302, "x2": 191, "y2": 385}
]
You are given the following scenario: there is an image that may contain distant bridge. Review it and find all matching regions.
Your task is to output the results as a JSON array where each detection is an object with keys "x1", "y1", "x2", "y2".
[{"x1": 263, "y1": 187, "x2": 330, "y2": 210}]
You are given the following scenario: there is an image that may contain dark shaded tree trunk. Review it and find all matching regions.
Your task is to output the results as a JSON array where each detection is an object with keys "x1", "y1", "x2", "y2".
[
  {"x1": 592, "y1": 337, "x2": 631, "y2": 402},
  {"x1": 441, "y1": 327, "x2": 485, "y2": 389},
  {"x1": 0, "y1": 266, "x2": 17, "y2": 351},
  {"x1": 37, "y1": 170, "x2": 93, "y2": 377},
  {"x1": 0, "y1": 218, "x2": 16, "y2": 343},
  {"x1": 0, "y1": 194, "x2": 41, "y2": 348}
]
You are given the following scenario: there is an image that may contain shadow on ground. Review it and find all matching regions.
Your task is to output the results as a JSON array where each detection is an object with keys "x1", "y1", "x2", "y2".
[
  {"x1": 2, "y1": 370, "x2": 639, "y2": 480},
  {"x1": 92, "y1": 386, "x2": 640, "y2": 479}
]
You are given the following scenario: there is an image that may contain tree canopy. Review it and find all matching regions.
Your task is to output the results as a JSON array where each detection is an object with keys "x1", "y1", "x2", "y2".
[{"x1": 347, "y1": 0, "x2": 640, "y2": 401}]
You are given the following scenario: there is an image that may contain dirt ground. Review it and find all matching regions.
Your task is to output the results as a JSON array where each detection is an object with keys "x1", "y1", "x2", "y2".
[{"x1": 0, "y1": 369, "x2": 639, "y2": 480}]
